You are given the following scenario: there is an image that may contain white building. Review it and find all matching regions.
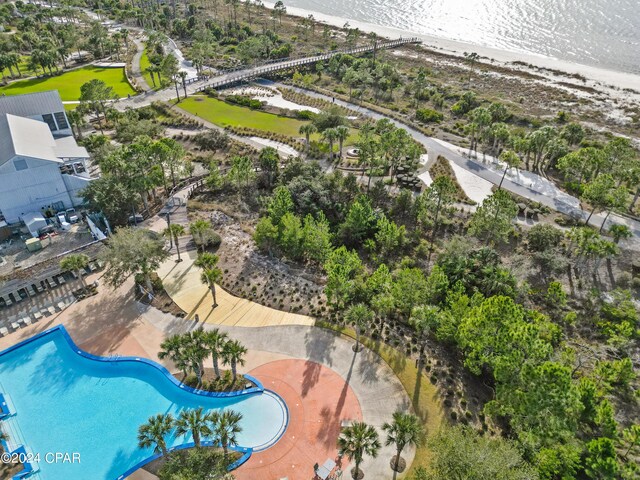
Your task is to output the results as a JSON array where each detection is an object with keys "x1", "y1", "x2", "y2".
[{"x1": 0, "y1": 91, "x2": 92, "y2": 228}]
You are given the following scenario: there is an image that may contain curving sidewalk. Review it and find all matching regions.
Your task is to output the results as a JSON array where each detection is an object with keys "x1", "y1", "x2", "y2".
[
  {"x1": 157, "y1": 250, "x2": 315, "y2": 327},
  {"x1": 143, "y1": 305, "x2": 417, "y2": 480}
]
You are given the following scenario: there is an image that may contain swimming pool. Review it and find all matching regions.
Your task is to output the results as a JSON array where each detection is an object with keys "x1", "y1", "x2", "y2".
[{"x1": 0, "y1": 326, "x2": 288, "y2": 480}]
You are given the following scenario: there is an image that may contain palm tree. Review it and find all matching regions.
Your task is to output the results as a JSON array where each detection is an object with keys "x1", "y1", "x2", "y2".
[
  {"x1": 137, "y1": 413, "x2": 175, "y2": 457},
  {"x1": 345, "y1": 303, "x2": 373, "y2": 353},
  {"x1": 209, "y1": 409, "x2": 243, "y2": 458},
  {"x1": 158, "y1": 334, "x2": 189, "y2": 377},
  {"x1": 186, "y1": 328, "x2": 209, "y2": 386},
  {"x1": 204, "y1": 328, "x2": 228, "y2": 379},
  {"x1": 299, "y1": 123, "x2": 317, "y2": 155},
  {"x1": 146, "y1": 64, "x2": 159, "y2": 87},
  {"x1": 335, "y1": 125, "x2": 350, "y2": 160},
  {"x1": 190, "y1": 219, "x2": 212, "y2": 252},
  {"x1": 609, "y1": 224, "x2": 632, "y2": 244},
  {"x1": 164, "y1": 224, "x2": 186, "y2": 262},
  {"x1": 222, "y1": 340, "x2": 247, "y2": 382},
  {"x1": 322, "y1": 128, "x2": 339, "y2": 162},
  {"x1": 195, "y1": 253, "x2": 223, "y2": 308},
  {"x1": 337, "y1": 421, "x2": 381, "y2": 479},
  {"x1": 60, "y1": 253, "x2": 89, "y2": 290},
  {"x1": 498, "y1": 150, "x2": 520, "y2": 189},
  {"x1": 409, "y1": 305, "x2": 439, "y2": 363},
  {"x1": 178, "y1": 70, "x2": 188, "y2": 98},
  {"x1": 382, "y1": 412, "x2": 424, "y2": 472},
  {"x1": 201, "y1": 268, "x2": 223, "y2": 308},
  {"x1": 67, "y1": 109, "x2": 87, "y2": 140},
  {"x1": 175, "y1": 407, "x2": 211, "y2": 447}
]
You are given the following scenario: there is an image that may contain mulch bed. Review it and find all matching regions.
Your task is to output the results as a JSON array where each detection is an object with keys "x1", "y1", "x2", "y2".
[
  {"x1": 72, "y1": 284, "x2": 98, "y2": 301},
  {"x1": 178, "y1": 368, "x2": 258, "y2": 393}
]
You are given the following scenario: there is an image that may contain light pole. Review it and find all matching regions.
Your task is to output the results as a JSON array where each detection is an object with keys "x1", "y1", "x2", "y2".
[{"x1": 165, "y1": 211, "x2": 173, "y2": 249}]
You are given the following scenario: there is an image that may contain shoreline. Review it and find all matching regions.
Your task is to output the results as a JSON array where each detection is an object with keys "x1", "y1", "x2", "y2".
[{"x1": 263, "y1": 1, "x2": 640, "y2": 93}]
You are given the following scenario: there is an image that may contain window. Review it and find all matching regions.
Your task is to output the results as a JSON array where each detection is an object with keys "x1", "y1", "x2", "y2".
[
  {"x1": 13, "y1": 159, "x2": 28, "y2": 171},
  {"x1": 54, "y1": 111, "x2": 69, "y2": 130},
  {"x1": 42, "y1": 113, "x2": 57, "y2": 131}
]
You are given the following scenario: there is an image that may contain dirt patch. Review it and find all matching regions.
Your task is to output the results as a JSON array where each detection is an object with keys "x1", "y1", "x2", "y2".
[{"x1": 137, "y1": 274, "x2": 186, "y2": 317}]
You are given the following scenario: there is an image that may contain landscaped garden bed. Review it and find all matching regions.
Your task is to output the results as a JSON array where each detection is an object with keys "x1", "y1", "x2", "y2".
[
  {"x1": 136, "y1": 273, "x2": 186, "y2": 318},
  {"x1": 72, "y1": 284, "x2": 99, "y2": 301},
  {"x1": 181, "y1": 368, "x2": 257, "y2": 393}
]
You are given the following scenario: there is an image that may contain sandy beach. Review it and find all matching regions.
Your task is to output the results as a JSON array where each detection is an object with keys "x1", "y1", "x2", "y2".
[{"x1": 263, "y1": 1, "x2": 640, "y2": 94}]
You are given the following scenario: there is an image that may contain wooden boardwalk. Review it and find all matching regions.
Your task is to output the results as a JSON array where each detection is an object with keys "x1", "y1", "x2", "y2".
[{"x1": 117, "y1": 37, "x2": 420, "y2": 110}]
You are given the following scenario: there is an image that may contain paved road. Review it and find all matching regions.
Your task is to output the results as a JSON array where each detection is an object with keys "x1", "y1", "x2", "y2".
[{"x1": 279, "y1": 83, "x2": 640, "y2": 248}]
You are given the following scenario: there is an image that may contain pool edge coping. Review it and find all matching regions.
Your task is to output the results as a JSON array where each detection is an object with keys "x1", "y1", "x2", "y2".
[{"x1": 0, "y1": 325, "x2": 291, "y2": 479}]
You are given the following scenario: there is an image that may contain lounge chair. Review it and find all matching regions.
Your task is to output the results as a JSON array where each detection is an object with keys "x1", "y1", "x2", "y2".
[
  {"x1": 46, "y1": 278, "x2": 57, "y2": 289},
  {"x1": 21, "y1": 317, "x2": 31, "y2": 326},
  {"x1": 0, "y1": 327, "x2": 8, "y2": 336},
  {"x1": 0, "y1": 295, "x2": 10, "y2": 307},
  {"x1": 88, "y1": 262, "x2": 97, "y2": 272},
  {"x1": 11, "y1": 322, "x2": 20, "y2": 330},
  {"x1": 317, "y1": 459, "x2": 337, "y2": 480},
  {"x1": 46, "y1": 305, "x2": 56, "y2": 316},
  {"x1": 56, "y1": 301, "x2": 65, "y2": 311},
  {"x1": 31, "y1": 308, "x2": 43, "y2": 321},
  {"x1": 26, "y1": 285, "x2": 37, "y2": 297},
  {"x1": 34, "y1": 283, "x2": 44, "y2": 293},
  {"x1": 11, "y1": 291, "x2": 22, "y2": 303},
  {"x1": 70, "y1": 270, "x2": 78, "y2": 279},
  {"x1": 56, "y1": 275, "x2": 66, "y2": 285}
]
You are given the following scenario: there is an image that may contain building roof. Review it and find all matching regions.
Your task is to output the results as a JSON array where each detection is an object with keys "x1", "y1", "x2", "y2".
[
  {"x1": 0, "y1": 112, "x2": 93, "y2": 168},
  {"x1": 0, "y1": 113, "x2": 61, "y2": 166},
  {"x1": 54, "y1": 135, "x2": 89, "y2": 159},
  {"x1": 0, "y1": 90, "x2": 65, "y2": 118}
]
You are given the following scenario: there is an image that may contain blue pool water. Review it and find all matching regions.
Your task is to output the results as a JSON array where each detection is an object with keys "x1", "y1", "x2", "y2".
[{"x1": 0, "y1": 327, "x2": 288, "y2": 480}]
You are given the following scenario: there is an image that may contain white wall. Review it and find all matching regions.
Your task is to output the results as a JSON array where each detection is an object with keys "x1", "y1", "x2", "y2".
[
  {"x1": 0, "y1": 156, "x2": 73, "y2": 223},
  {"x1": 62, "y1": 173, "x2": 92, "y2": 206}
]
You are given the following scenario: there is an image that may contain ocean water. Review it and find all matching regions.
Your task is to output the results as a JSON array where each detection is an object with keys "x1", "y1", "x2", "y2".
[
  {"x1": 280, "y1": 0, "x2": 640, "y2": 75},
  {"x1": 0, "y1": 329, "x2": 287, "y2": 479}
]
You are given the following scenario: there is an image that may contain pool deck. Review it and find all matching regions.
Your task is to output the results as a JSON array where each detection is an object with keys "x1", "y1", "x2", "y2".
[{"x1": 0, "y1": 257, "x2": 416, "y2": 479}]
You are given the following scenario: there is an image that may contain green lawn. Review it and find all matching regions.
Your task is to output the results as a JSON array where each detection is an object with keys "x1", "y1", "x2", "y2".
[
  {"x1": 0, "y1": 65, "x2": 136, "y2": 101},
  {"x1": 139, "y1": 49, "x2": 158, "y2": 89},
  {"x1": 1, "y1": 55, "x2": 34, "y2": 79},
  {"x1": 180, "y1": 95, "x2": 310, "y2": 137}
]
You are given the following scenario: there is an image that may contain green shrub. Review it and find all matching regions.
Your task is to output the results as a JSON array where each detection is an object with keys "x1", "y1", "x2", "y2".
[
  {"x1": 416, "y1": 108, "x2": 444, "y2": 123},
  {"x1": 226, "y1": 95, "x2": 264, "y2": 110},
  {"x1": 295, "y1": 110, "x2": 316, "y2": 120}
]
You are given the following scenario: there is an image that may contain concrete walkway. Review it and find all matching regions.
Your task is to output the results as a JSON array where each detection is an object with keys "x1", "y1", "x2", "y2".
[
  {"x1": 157, "y1": 250, "x2": 315, "y2": 327},
  {"x1": 131, "y1": 37, "x2": 152, "y2": 91},
  {"x1": 144, "y1": 306, "x2": 416, "y2": 479},
  {"x1": 280, "y1": 83, "x2": 640, "y2": 249}
]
